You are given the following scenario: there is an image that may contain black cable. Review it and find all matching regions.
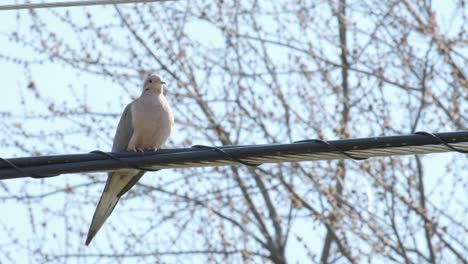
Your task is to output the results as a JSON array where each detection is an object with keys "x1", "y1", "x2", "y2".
[
  {"x1": 0, "y1": 157, "x2": 56, "y2": 179},
  {"x1": 191, "y1": 145, "x2": 260, "y2": 167},
  {"x1": 90, "y1": 150, "x2": 159, "y2": 171},
  {"x1": 0, "y1": 150, "x2": 163, "y2": 179},
  {"x1": 0, "y1": 131, "x2": 466, "y2": 180}
]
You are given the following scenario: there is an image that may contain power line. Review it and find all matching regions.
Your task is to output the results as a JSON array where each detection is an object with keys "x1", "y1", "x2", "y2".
[
  {"x1": 0, "y1": 131, "x2": 467, "y2": 180},
  {"x1": 0, "y1": 0, "x2": 173, "y2": 11}
]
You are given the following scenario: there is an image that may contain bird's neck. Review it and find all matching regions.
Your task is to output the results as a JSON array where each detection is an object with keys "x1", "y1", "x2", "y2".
[{"x1": 141, "y1": 90, "x2": 163, "y2": 97}]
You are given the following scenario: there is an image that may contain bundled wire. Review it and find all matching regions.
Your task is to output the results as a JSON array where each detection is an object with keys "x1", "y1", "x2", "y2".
[{"x1": 0, "y1": 131, "x2": 467, "y2": 180}]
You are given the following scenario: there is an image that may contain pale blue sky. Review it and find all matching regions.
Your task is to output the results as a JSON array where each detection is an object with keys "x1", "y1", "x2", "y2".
[{"x1": 0, "y1": 1, "x2": 466, "y2": 263}]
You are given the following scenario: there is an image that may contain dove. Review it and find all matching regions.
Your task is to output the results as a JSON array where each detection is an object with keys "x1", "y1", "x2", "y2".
[{"x1": 85, "y1": 74, "x2": 174, "y2": 245}]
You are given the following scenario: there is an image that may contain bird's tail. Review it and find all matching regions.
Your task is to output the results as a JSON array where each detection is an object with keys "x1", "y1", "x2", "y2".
[{"x1": 85, "y1": 191, "x2": 119, "y2": 246}]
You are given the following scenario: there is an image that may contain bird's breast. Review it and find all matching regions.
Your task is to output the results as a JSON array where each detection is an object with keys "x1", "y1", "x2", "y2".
[{"x1": 130, "y1": 94, "x2": 174, "y2": 148}]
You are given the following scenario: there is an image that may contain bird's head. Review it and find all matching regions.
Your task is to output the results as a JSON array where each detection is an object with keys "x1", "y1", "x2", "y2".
[{"x1": 143, "y1": 74, "x2": 166, "y2": 94}]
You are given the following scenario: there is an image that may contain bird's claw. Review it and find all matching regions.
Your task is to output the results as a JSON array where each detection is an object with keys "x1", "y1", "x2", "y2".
[
  {"x1": 145, "y1": 148, "x2": 157, "y2": 152},
  {"x1": 132, "y1": 147, "x2": 157, "y2": 152}
]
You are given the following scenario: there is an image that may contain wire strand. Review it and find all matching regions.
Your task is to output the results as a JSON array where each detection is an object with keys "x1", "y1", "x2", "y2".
[
  {"x1": 414, "y1": 131, "x2": 468, "y2": 153},
  {"x1": 294, "y1": 139, "x2": 368, "y2": 160},
  {"x1": 191, "y1": 145, "x2": 260, "y2": 166},
  {"x1": 0, "y1": 0, "x2": 174, "y2": 11}
]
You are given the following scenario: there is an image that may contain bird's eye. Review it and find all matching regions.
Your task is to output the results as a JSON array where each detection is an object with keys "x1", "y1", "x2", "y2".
[{"x1": 149, "y1": 79, "x2": 153, "y2": 83}]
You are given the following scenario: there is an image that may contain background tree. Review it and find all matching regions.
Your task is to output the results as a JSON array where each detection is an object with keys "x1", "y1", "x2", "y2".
[{"x1": 0, "y1": 0, "x2": 466, "y2": 263}]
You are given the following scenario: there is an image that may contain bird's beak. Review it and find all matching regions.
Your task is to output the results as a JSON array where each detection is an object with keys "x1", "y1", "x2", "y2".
[{"x1": 161, "y1": 81, "x2": 166, "y2": 84}]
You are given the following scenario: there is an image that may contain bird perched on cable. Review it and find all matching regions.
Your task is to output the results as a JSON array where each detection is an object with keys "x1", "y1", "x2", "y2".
[{"x1": 85, "y1": 73, "x2": 174, "y2": 245}]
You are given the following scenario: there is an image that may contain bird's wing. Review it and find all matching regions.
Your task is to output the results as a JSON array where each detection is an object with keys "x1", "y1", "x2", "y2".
[
  {"x1": 111, "y1": 102, "x2": 134, "y2": 152},
  {"x1": 86, "y1": 102, "x2": 145, "y2": 245},
  {"x1": 106, "y1": 101, "x2": 146, "y2": 197}
]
